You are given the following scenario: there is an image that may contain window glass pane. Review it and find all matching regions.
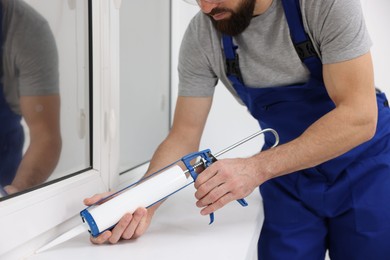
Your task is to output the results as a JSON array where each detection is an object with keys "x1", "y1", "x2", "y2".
[
  {"x1": 0, "y1": 0, "x2": 90, "y2": 198},
  {"x1": 119, "y1": 0, "x2": 171, "y2": 173}
]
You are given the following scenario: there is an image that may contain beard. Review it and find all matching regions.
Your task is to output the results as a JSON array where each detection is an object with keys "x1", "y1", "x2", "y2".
[{"x1": 208, "y1": 0, "x2": 256, "y2": 36}]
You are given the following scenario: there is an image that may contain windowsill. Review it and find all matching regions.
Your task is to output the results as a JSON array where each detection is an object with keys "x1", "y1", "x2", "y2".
[
  {"x1": 27, "y1": 186, "x2": 263, "y2": 260},
  {"x1": 0, "y1": 170, "x2": 107, "y2": 257}
]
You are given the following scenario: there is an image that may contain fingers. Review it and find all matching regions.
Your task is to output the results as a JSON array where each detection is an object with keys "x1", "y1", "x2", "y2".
[
  {"x1": 110, "y1": 208, "x2": 147, "y2": 242},
  {"x1": 122, "y1": 208, "x2": 148, "y2": 239},
  {"x1": 4, "y1": 185, "x2": 19, "y2": 195},
  {"x1": 195, "y1": 164, "x2": 233, "y2": 215},
  {"x1": 196, "y1": 182, "x2": 236, "y2": 215},
  {"x1": 90, "y1": 230, "x2": 112, "y2": 245},
  {"x1": 194, "y1": 162, "x2": 228, "y2": 202},
  {"x1": 83, "y1": 192, "x2": 112, "y2": 206},
  {"x1": 194, "y1": 170, "x2": 221, "y2": 199},
  {"x1": 108, "y1": 213, "x2": 134, "y2": 243},
  {"x1": 199, "y1": 192, "x2": 235, "y2": 215},
  {"x1": 196, "y1": 182, "x2": 226, "y2": 207},
  {"x1": 194, "y1": 159, "x2": 252, "y2": 215},
  {"x1": 89, "y1": 208, "x2": 148, "y2": 245},
  {"x1": 194, "y1": 164, "x2": 218, "y2": 190}
]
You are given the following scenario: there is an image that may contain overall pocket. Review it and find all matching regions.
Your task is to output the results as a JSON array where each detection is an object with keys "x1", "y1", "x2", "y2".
[{"x1": 347, "y1": 154, "x2": 390, "y2": 232}]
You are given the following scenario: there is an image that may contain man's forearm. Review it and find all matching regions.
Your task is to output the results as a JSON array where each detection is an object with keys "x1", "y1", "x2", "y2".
[
  {"x1": 11, "y1": 135, "x2": 62, "y2": 191},
  {"x1": 252, "y1": 103, "x2": 377, "y2": 184}
]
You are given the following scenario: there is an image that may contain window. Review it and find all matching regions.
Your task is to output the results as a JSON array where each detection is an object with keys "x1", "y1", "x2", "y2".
[{"x1": 0, "y1": 1, "x2": 173, "y2": 257}]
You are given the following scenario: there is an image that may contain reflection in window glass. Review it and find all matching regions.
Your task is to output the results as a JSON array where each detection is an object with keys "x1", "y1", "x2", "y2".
[{"x1": 22, "y1": 1, "x2": 90, "y2": 183}]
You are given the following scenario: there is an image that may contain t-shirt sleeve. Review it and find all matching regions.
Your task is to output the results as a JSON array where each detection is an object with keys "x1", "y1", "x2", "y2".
[
  {"x1": 178, "y1": 17, "x2": 218, "y2": 97},
  {"x1": 303, "y1": 0, "x2": 372, "y2": 64},
  {"x1": 16, "y1": 19, "x2": 59, "y2": 96}
]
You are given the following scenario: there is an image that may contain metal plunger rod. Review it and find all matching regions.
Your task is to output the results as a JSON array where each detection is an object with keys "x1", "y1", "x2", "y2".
[
  {"x1": 184, "y1": 128, "x2": 279, "y2": 174},
  {"x1": 213, "y1": 128, "x2": 279, "y2": 158}
]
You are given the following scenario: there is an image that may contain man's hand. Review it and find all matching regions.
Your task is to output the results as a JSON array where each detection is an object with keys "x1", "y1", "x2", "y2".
[
  {"x1": 194, "y1": 157, "x2": 263, "y2": 215},
  {"x1": 83, "y1": 193, "x2": 154, "y2": 244},
  {"x1": 4, "y1": 185, "x2": 19, "y2": 195}
]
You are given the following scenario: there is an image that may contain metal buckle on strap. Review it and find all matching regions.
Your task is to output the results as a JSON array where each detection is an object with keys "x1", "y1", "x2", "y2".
[
  {"x1": 294, "y1": 40, "x2": 317, "y2": 61},
  {"x1": 226, "y1": 54, "x2": 244, "y2": 83}
]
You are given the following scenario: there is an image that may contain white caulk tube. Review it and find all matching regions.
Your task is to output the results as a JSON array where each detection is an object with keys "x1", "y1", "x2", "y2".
[
  {"x1": 81, "y1": 165, "x2": 193, "y2": 237},
  {"x1": 36, "y1": 164, "x2": 193, "y2": 253}
]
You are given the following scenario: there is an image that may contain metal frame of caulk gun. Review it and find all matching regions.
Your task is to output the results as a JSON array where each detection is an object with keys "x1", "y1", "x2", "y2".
[
  {"x1": 80, "y1": 128, "x2": 279, "y2": 237},
  {"x1": 181, "y1": 128, "x2": 279, "y2": 224}
]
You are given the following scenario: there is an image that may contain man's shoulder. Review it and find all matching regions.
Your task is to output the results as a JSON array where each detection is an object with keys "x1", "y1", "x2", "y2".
[
  {"x1": 184, "y1": 11, "x2": 220, "y2": 49},
  {"x1": 300, "y1": 0, "x2": 358, "y2": 13},
  {"x1": 187, "y1": 11, "x2": 214, "y2": 34},
  {"x1": 5, "y1": 0, "x2": 48, "y2": 30}
]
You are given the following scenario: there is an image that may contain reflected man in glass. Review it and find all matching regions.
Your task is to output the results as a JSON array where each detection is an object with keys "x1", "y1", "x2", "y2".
[{"x1": 0, "y1": 0, "x2": 61, "y2": 195}]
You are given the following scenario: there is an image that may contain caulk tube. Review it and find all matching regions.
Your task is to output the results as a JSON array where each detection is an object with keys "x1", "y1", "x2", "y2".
[{"x1": 80, "y1": 164, "x2": 193, "y2": 237}]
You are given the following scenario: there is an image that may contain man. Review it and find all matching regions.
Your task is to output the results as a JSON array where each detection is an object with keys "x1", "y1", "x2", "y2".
[
  {"x1": 0, "y1": 0, "x2": 61, "y2": 195},
  {"x1": 86, "y1": 0, "x2": 390, "y2": 258}
]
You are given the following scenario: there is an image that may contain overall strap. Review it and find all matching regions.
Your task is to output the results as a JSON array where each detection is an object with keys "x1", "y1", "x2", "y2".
[
  {"x1": 280, "y1": 0, "x2": 323, "y2": 80},
  {"x1": 0, "y1": 1, "x2": 5, "y2": 103},
  {"x1": 222, "y1": 0, "x2": 323, "y2": 85},
  {"x1": 0, "y1": 2, "x2": 3, "y2": 80},
  {"x1": 222, "y1": 35, "x2": 245, "y2": 87}
]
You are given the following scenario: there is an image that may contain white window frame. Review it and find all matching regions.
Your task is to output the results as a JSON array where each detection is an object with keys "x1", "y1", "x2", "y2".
[{"x1": 0, "y1": 1, "x2": 120, "y2": 258}]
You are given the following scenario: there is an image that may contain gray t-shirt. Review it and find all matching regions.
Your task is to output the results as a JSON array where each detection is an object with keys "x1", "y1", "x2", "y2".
[
  {"x1": 1, "y1": 0, "x2": 59, "y2": 115},
  {"x1": 178, "y1": 0, "x2": 372, "y2": 103}
]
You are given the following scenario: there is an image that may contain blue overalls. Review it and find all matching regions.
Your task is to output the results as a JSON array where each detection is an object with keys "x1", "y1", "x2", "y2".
[
  {"x1": 222, "y1": 0, "x2": 390, "y2": 259},
  {"x1": 0, "y1": 3, "x2": 24, "y2": 188}
]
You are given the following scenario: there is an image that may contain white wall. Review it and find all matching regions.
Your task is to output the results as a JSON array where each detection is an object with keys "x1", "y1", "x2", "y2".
[{"x1": 361, "y1": 0, "x2": 390, "y2": 96}]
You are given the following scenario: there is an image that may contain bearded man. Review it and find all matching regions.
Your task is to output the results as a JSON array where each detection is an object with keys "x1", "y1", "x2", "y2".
[{"x1": 86, "y1": 0, "x2": 390, "y2": 259}]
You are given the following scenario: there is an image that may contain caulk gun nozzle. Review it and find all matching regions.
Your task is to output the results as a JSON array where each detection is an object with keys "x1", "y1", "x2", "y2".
[{"x1": 35, "y1": 223, "x2": 89, "y2": 254}]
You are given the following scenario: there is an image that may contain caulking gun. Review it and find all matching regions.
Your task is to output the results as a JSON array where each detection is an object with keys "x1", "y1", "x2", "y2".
[{"x1": 36, "y1": 128, "x2": 279, "y2": 253}]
